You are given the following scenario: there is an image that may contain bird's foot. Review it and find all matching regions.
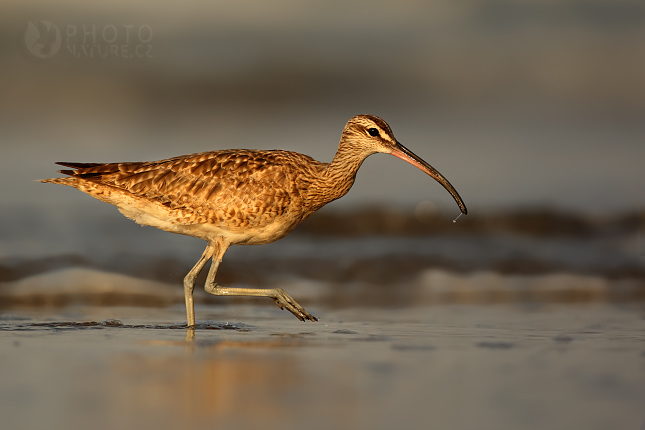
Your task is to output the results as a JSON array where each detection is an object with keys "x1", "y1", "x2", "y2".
[{"x1": 272, "y1": 288, "x2": 317, "y2": 322}]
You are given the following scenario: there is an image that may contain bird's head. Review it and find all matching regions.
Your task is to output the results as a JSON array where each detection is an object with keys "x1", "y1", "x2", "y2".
[{"x1": 341, "y1": 114, "x2": 467, "y2": 215}]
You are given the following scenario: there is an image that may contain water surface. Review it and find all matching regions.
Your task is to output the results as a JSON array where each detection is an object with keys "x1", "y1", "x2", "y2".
[{"x1": 2, "y1": 303, "x2": 644, "y2": 430}]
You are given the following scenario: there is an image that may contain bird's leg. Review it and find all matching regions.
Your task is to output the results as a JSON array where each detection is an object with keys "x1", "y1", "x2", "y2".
[
  {"x1": 203, "y1": 241, "x2": 317, "y2": 322},
  {"x1": 184, "y1": 243, "x2": 216, "y2": 327}
]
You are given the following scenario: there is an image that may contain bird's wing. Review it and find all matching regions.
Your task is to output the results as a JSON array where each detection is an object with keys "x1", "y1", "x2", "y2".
[{"x1": 57, "y1": 150, "x2": 312, "y2": 226}]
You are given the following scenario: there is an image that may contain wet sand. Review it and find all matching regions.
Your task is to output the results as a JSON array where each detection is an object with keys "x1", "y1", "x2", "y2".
[{"x1": 2, "y1": 302, "x2": 644, "y2": 430}]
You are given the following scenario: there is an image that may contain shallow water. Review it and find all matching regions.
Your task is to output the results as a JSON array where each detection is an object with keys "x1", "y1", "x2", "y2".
[{"x1": 2, "y1": 303, "x2": 644, "y2": 430}]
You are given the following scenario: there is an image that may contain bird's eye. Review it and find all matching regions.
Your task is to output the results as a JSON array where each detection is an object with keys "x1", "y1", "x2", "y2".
[{"x1": 367, "y1": 128, "x2": 380, "y2": 137}]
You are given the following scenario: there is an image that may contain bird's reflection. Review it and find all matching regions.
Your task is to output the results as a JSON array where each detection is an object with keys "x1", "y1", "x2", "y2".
[{"x1": 113, "y1": 335, "x2": 332, "y2": 429}]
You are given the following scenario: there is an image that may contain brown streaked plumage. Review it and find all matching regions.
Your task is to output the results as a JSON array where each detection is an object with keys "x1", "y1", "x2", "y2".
[{"x1": 40, "y1": 114, "x2": 467, "y2": 326}]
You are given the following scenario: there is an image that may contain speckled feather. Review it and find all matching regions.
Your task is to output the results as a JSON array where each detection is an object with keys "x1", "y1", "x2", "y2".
[{"x1": 44, "y1": 149, "x2": 336, "y2": 243}]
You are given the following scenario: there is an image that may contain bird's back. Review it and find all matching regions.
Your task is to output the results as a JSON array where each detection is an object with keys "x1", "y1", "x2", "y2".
[{"x1": 42, "y1": 149, "x2": 328, "y2": 244}]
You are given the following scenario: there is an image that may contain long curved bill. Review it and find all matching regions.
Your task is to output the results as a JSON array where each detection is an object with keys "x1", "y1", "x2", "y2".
[{"x1": 390, "y1": 141, "x2": 468, "y2": 215}]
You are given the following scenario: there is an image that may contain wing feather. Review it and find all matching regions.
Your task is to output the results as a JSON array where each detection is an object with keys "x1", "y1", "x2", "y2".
[{"x1": 57, "y1": 150, "x2": 321, "y2": 228}]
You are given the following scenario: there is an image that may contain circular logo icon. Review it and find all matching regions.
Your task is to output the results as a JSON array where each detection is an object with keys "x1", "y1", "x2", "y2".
[{"x1": 24, "y1": 21, "x2": 61, "y2": 59}]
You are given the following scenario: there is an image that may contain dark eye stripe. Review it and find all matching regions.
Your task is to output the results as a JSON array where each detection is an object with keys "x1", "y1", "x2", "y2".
[{"x1": 367, "y1": 128, "x2": 380, "y2": 137}]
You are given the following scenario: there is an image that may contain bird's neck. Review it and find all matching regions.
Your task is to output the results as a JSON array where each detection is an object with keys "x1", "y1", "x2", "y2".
[{"x1": 305, "y1": 139, "x2": 372, "y2": 210}]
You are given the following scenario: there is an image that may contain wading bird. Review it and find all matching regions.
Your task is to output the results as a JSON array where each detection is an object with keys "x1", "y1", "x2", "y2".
[{"x1": 41, "y1": 114, "x2": 467, "y2": 326}]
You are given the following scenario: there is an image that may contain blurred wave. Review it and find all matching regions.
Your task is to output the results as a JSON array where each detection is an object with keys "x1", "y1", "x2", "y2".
[{"x1": 1, "y1": 208, "x2": 642, "y2": 308}]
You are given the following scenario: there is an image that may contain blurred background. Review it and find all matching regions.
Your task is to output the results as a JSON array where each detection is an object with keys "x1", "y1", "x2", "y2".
[
  {"x1": 0, "y1": 0, "x2": 642, "y2": 299},
  {"x1": 1, "y1": 1, "x2": 644, "y2": 429}
]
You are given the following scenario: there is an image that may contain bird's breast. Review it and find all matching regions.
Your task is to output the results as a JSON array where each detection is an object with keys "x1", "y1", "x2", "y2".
[{"x1": 167, "y1": 211, "x2": 305, "y2": 245}]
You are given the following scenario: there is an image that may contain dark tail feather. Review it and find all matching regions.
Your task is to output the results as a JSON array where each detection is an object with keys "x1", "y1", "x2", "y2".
[
  {"x1": 55, "y1": 162, "x2": 104, "y2": 169},
  {"x1": 54, "y1": 161, "x2": 125, "y2": 177}
]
